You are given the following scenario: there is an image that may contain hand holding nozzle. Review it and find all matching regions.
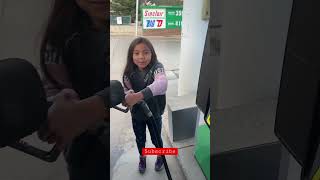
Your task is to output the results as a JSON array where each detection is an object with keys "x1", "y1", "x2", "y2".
[{"x1": 38, "y1": 89, "x2": 80, "y2": 147}]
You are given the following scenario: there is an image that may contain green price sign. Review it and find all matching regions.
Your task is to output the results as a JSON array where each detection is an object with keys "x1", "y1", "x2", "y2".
[
  {"x1": 166, "y1": 7, "x2": 183, "y2": 29},
  {"x1": 142, "y1": 6, "x2": 183, "y2": 30}
]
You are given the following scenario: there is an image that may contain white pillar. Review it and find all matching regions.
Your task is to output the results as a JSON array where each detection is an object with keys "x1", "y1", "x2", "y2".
[
  {"x1": 178, "y1": 0, "x2": 209, "y2": 96},
  {"x1": 135, "y1": 0, "x2": 139, "y2": 36}
]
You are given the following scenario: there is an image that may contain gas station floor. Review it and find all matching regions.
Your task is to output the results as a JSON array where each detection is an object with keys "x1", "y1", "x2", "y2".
[
  {"x1": 111, "y1": 126, "x2": 187, "y2": 180},
  {"x1": 162, "y1": 117, "x2": 207, "y2": 180}
]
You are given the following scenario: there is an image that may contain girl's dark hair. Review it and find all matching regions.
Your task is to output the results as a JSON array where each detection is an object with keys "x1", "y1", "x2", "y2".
[
  {"x1": 123, "y1": 37, "x2": 158, "y2": 77},
  {"x1": 40, "y1": 0, "x2": 90, "y2": 86}
]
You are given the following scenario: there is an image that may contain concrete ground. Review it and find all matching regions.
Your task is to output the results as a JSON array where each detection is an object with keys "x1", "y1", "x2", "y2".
[{"x1": 110, "y1": 36, "x2": 207, "y2": 180}]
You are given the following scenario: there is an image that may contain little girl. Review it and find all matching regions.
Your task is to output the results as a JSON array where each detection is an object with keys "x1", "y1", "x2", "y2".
[{"x1": 122, "y1": 37, "x2": 168, "y2": 173}]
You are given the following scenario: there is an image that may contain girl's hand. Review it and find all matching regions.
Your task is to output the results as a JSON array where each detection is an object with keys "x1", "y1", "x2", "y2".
[
  {"x1": 38, "y1": 89, "x2": 79, "y2": 143},
  {"x1": 43, "y1": 89, "x2": 103, "y2": 150},
  {"x1": 121, "y1": 101, "x2": 128, "y2": 107},
  {"x1": 122, "y1": 89, "x2": 134, "y2": 107},
  {"x1": 126, "y1": 89, "x2": 135, "y2": 95},
  {"x1": 125, "y1": 92, "x2": 143, "y2": 107}
]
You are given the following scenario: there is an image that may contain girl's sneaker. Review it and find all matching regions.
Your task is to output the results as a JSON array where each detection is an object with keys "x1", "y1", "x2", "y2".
[
  {"x1": 155, "y1": 155, "x2": 164, "y2": 171},
  {"x1": 139, "y1": 156, "x2": 146, "y2": 173}
]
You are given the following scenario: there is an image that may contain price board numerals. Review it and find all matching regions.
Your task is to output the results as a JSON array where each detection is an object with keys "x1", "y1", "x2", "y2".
[
  {"x1": 175, "y1": 21, "x2": 182, "y2": 26},
  {"x1": 175, "y1": 10, "x2": 182, "y2": 16}
]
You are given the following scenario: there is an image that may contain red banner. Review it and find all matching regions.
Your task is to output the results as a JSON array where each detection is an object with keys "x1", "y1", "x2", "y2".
[{"x1": 142, "y1": 148, "x2": 178, "y2": 156}]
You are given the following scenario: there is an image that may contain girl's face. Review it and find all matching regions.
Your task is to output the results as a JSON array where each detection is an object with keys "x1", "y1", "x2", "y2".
[
  {"x1": 76, "y1": 0, "x2": 107, "y2": 22},
  {"x1": 133, "y1": 43, "x2": 152, "y2": 70}
]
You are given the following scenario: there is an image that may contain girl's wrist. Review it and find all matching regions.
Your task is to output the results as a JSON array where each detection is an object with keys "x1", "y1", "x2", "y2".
[
  {"x1": 75, "y1": 96, "x2": 106, "y2": 126},
  {"x1": 135, "y1": 92, "x2": 144, "y2": 101}
]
